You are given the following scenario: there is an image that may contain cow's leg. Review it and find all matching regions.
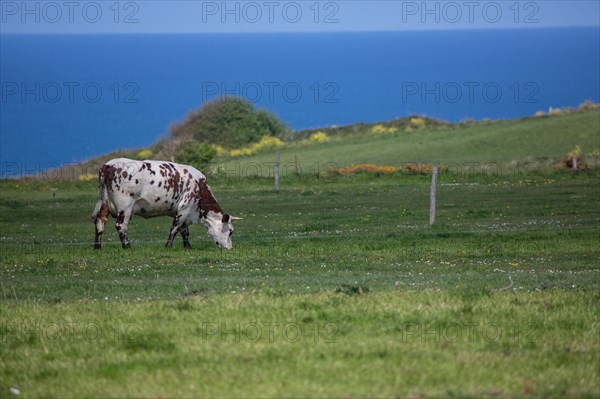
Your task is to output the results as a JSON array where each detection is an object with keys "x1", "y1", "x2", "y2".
[
  {"x1": 166, "y1": 214, "x2": 183, "y2": 248},
  {"x1": 181, "y1": 225, "x2": 191, "y2": 249},
  {"x1": 93, "y1": 201, "x2": 110, "y2": 250},
  {"x1": 115, "y1": 209, "x2": 133, "y2": 249}
]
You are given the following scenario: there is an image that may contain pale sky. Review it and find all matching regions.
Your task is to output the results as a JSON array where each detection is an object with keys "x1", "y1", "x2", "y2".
[{"x1": 0, "y1": 0, "x2": 599, "y2": 34}]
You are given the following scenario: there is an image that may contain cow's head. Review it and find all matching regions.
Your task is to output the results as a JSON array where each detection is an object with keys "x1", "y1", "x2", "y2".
[{"x1": 203, "y1": 212, "x2": 241, "y2": 250}]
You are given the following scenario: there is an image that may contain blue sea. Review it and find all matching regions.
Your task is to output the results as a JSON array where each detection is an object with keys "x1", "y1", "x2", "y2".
[{"x1": 1, "y1": 28, "x2": 599, "y2": 177}]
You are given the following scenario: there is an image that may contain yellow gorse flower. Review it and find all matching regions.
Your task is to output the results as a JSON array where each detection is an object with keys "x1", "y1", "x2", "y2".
[
  {"x1": 371, "y1": 124, "x2": 398, "y2": 135},
  {"x1": 226, "y1": 136, "x2": 284, "y2": 157}
]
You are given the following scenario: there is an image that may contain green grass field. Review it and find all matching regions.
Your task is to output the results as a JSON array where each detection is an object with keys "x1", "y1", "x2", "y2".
[
  {"x1": 1, "y1": 109, "x2": 600, "y2": 397},
  {"x1": 216, "y1": 109, "x2": 600, "y2": 177}
]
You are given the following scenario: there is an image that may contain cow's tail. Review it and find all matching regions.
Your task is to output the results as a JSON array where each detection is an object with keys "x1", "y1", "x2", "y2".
[{"x1": 91, "y1": 164, "x2": 110, "y2": 222}]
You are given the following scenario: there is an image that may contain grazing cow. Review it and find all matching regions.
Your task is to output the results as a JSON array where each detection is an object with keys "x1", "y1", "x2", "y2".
[{"x1": 92, "y1": 158, "x2": 239, "y2": 249}]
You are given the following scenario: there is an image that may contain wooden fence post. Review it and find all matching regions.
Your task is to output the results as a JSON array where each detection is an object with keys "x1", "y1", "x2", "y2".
[
  {"x1": 294, "y1": 155, "x2": 299, "y2": 175},
  {"x1": 274, "y1": 149, "x2": 281, "y2": 193},
  {"x1": 429, "y1": 164, "x2": 439, "y2": 226},
  {"x1": 51, "y1": 188, "x2": 58, "y2": 231}
]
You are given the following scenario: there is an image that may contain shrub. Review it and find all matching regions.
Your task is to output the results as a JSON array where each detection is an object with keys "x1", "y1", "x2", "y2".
[
  {"x1": 586, "y1": 148, "x2": 600, "y2": 157},
  {"x1": 227, "y1": 136, "x2": 284, "y2": 158},
  {"x1": 213, "y1": 145, "x2": 227, "y2": 156},
  {"x1": 548, "y1": 107, "x2": 563, "y2": 116},
  {"x1": 137, "y1": 148, "x2": 154, "y2": 160},
  {"x1": 546, "y1": 106, "x2": 575, "y2": 116},
  {"x1": 547, "y1": 106, "x2": 577, "y2": 116},
  {"x1": 170, "y1": 97, "x2": 288, "y2": 148},
  {"x1": 568, "y1": 145, "x2": 582, "y2": 158},
  {"x1": 404, "y1": 117, "x2": 427, "y2": 132},
  {"x1": 578, "y1": 100, "x2": 600, "y2": 111},
  {"x1": 177, "y1": 141, "x2": 217, "y2": 170},
  {"x1": 304, "y1": 131, "x2": 331, "y2": 144},
  {"x1": 79, "y1": 173, "x2": 96, "y2": 181},
  {"x1": 323, "y1": 164, "x2": 399, "y2": 176},
  {"x1": 371, "y1": 124, "x2": 398, "y2": 135},
  {"x1": 562, "y1": 156, "x2": 587, "y2": 170},
  {"x1": 322, "y1": 163, "x2": 447, "y2": 176},
  {"x1": 563, "y1": 146, "x2": 588, "y2": 170},
  {"x1": 402, "y1": 163, "x2": 441, "y2": 174}
]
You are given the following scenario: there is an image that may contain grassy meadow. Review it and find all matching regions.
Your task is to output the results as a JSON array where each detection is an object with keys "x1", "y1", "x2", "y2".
[
  {"x1": 216, "y1": 108, "x2": 600, "y2": 176},
  {"x1": 1, "y1": 109, "x2": 600, "y2": 397}
]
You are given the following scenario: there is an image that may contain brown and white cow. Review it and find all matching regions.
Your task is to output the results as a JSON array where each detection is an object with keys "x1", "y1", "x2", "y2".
[{"x1": 92, "y1": 158, "x2": 239, "y2": 249}]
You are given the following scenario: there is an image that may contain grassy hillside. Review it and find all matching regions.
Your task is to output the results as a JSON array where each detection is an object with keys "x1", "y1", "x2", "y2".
[
  {"x1": 37, "y1": 107, "x2": 599, "y2": 182},
  {"x1": 215, "y1": 109, "x2": 600, "y2": 177},
  {"x1": 1, "y1": 172, "x2": 599, "y2": 397},
  {"x1": 1, "y1": 106, "x2": 599, "y2": 397}
]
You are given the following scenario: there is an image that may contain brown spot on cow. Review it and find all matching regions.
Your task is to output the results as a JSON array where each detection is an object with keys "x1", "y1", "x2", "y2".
[
  {"x1": 96, "y1": 202, "x2": 109, "y2": 226},
  {"x1": 166, "y1": 170, "x2": 181, "y2": 198},
  {"x1": 193, "y1": 178, "x2": 223, "y2": 217},
  {"x1": 144, "y1": 162, "x2": 156, "y2": 175},
  {"x1": 100, "y1": 164, "x2": 116, "y2": 191},
  {"x1": 116, "y1": 210, "x2": 125, "y2": 230}
]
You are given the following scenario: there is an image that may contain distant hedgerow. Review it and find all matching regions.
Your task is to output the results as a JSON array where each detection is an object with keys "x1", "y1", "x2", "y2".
[{"x1": 322, "y1": 163, "x2": 443, "y2": 176}]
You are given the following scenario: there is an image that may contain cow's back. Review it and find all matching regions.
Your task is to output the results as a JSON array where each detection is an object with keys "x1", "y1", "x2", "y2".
[{"x1": 102, "y1": 158, "x2": 206, "y2": 218}]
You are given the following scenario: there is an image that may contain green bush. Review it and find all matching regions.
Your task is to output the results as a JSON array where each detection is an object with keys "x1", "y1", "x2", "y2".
[
  {"x1": 170, "y1": 97, "x2": 288, "y2": 148},
  {"x1": 177, "y1": 141, "x2": 217, "y2": 170}
]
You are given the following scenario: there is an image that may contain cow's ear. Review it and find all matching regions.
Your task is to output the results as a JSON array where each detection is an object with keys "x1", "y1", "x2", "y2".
[{"x1": 222, "y1": 214, "x2": 230, "y2": 223}]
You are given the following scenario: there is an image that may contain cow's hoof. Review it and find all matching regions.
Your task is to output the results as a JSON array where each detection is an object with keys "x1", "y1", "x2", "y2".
[
  {"x1": 122, "y1": 243, "x2": 131, "y2": 249},
  {"x1": 183, "y1": 244, "x2": 192, "y2": 250},
  {"x1": 93, "y1": 244, "x2": 102, "y2": 250}
]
